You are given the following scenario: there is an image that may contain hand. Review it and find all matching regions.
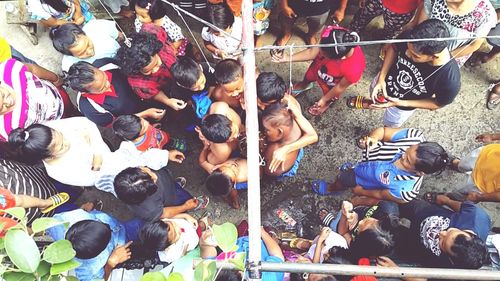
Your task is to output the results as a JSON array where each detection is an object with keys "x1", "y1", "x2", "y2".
[
  {"x1": 53, "y1": 76, "x2": 63, "y2": 87},
  {"x1": 200, "y1": 229, "x2": 218, "y2": 247},
  {"x1": 466, "y1": 192, "x2": 481, "y2": 203},
  {"x1": 370, "y1": 81, "x2": 387, "y2": 103},
  {"x1": 369, "y1": 96, "x2": 400, "y2": 110},
  {"x1": 358, "y1": 0, "x2": 366, "y2": 8},
  {"x1": 73, "y1": 16, "x2": 85, "y2": 25},
  {"x1": 268, "y1": 146, "x2": 290, "y2": 173},
  {"x1": 184, "y1": 198, "x2": 199, "y2": 210},
  {"x1": 331, "y1": 9, "x2": 345, "y2": 23},
  {"x1": 358, "y1": 136, "x2": 378, "y2": 150},
  {"x1": 271, "y1": 51, "x2": 289, "y2": 63},
  {"x1": 341, "y1": 201, "x2": 357, "y2": 230},
  {"x1": 167, "y1": 98, "x2": 187, "y2": 111},
  {"x1": 318, "y1": 227, "x2": 331, "y2": 242},
  {"x1": 144, "y1": 108, "x2": 166, "y2": 121},
  {"x1": 282, "y1": 6, "x2": 297, "y2": 19},
  {"x1": 107, "y1": 241, "x2": 133, "y2": 268},
  {"x1": 376, "y1": 256, "x2": 398, "y2": 268},
  {"x1": 92, "y1": 153, "x2": 103, "y2": 171},
  {"x1": 168, "y1": 150, "x2": 185, "y2": 163},
  {"x1": 476, "y1": 133, "x2": 494, "y2": 143}
]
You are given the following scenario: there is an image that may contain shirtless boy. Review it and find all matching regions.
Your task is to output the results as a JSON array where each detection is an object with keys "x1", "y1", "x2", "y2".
[{"x1": 212, "y1": 59, "x2": 245, "y2": 110}]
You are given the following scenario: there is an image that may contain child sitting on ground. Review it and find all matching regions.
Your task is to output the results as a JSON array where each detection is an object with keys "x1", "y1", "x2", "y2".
[
  {"x1": 262, "y1": 102, "x2": 306, "y2": 178},
  {"x1": 202, "y1": 3, "x2": 242, "y2": 60},
  {"x1": 272, "y1": 24, "x2": 366, "y2": 116},
  {"x1": 112, "y1": 114, "x2": 187, "y2": 153},
  {"x1": 200, "y1": 149, "x2": 248, "y2": 209}
]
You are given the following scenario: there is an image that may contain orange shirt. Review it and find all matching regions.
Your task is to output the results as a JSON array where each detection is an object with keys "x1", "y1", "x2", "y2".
[
  {"x1": 134, "y1": 125, "x2": 170, "y2": 152},
  {"x1": 472, "y1": 144, "x2": 500, "y2": 193}
]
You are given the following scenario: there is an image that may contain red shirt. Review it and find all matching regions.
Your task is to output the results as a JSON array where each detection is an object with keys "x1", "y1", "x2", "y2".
[
  {"x1": 133, "y1": 125, "x2": 170, "y2": 152},
  {"x1": 81, "y1": 71, "x2": 117, "y2": 104},
  {"x1": 140, "y1": 23, "x2": 177, "y2": 68},
  {"x1": 382, "y1": 0, "x2": 422, "y2": 14},
  {"x1": 1, "y1": 187, "x2": 18, "y2": 238},
  {"x1": 304, "y1": 46, "x2": 366, "y2": 95}
]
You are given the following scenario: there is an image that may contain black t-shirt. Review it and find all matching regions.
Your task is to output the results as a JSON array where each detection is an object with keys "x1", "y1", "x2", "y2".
[
  {"x1": 385, "y1": 44, "x2": 461, "y2": 111},
  {"x1": 169, "y1": 62, "x2": 216, "y2": 103},
  {"x1": 128, "y1": 168, "x2": 177, "y2": 223},
  {"x1": 289, "y1": 0, "x2": 337, "y2": 17}
]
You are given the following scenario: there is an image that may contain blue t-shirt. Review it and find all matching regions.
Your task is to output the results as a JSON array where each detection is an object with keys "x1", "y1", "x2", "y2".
[
  {"x1": 236, "y1": 237, "x2": 284, "y2": 281},
  {"x1": 46, "y1": 209, "x2": 127, "y2": 281}
]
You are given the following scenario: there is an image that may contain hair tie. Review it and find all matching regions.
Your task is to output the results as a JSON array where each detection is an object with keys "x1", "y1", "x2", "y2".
[
  {"x1": 24, "y1": 131, "x2": 30, "y2": 141},
  {"x1": 344, "y1": 32, "x2": 360, "y2": 44},
  {"x1": 332, "y1": 31, "x2": 339, "y2": 55},
  {"x1": 146, "y1": 2, "x2": 152, "y2": 10},
  {"x1": 124, "y1": 38, "x2": 132, "y2": 48}
]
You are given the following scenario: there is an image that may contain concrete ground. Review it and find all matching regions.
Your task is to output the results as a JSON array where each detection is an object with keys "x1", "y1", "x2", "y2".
[{"x1": 1, "y1": 1, "x2": 499, "y2": 239}]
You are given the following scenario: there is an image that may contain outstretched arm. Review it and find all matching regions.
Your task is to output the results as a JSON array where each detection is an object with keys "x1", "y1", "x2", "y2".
[{"x1": 352, "y1": 186, "x2": 407, "y2": 204}]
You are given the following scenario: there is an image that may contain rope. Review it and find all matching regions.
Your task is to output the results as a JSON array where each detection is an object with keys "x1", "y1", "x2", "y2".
[{"x1": 288, "y1": 44, "x2": 294, "y2": 90}]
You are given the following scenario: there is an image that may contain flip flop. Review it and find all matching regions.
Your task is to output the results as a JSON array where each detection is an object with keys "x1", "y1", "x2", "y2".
[
  {"x1": 270, "y1": 38, "x2": 288, "y2": 57},
  {"x1": 193, "y1": 195, "x2": 209, "y2": 211},
  {"x1": 176, "y1": 177, "x2": 187, "y2": 188},
  {"x1": 311, "y1": 180, "x2": 335, "y2": 196},
  {"x1": 291, "y1": 82, "x2": 314, "y2": 97},
  {"x1": 318, "y1": 208, "x2": 336, "y2": 227},
  {"x1": 166, "y1": 138, "x2": 188, "y2": 153},
  {"x1": 486, "y1": 84, "x2": 500, "y2": 110},
  {"x1": 41, "y1": 192, "x2": 70, "y2": 214},
  {"x1": 289, "y1": 238, "x2": 313, "y2": 250}
]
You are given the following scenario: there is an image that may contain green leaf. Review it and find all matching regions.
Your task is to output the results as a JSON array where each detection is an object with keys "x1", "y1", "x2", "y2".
[
  {"x1": 36, "y1": 260, "x2": 51, "y2": 277},
  {"x1": 2, "y1": 207, "x2": 26, "y2": 220},
  {"x1": 0, "y1": 237, "x2": 4, "y2": 249},
  {"x1": 42, "y1": 239, "x2": 75, "y2": 264},
  {"x1": 49, "y1": 259, "x2": 80, "y2": 275},
  {"x1": 212, "y1": 223, "x2": 238, "y2": 252},
  {"x1": 2, "y1": 272, "x2": 36, "y2": 281},
  {"x1": 4, "y1": 229, "x2": 40, "y2": 273},
  {"x1": 31, "y1": 218, "x2": 66, "y2": 234},
  {"x1": 64, "y1": 276, "x2": 79, "y2": 281},
  {"x1": 229, "y1": 252, "x2": 246, "y2": 271},
  {"x1": 194, "y1": 260, "x2": 216, "y2": 281},
  {"x1": 140, "y1": 271, "x2": 168, "y2": 281},
  {"x1": 166, "y1": 272, "x2": 184, "y2": 281}
]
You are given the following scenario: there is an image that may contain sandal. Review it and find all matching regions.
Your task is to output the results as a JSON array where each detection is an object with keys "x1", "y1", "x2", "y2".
[
  {"x1": 41, "y1": 192, "x2": 70, "y2": 214},
  {"x1": 291, "y1": 82, "x2": 314, "y2": 97},
  {"x1": 307, "y1": 99, "x2": 337, "y2": 116},
  {"x1": 289, "y1": 238, "x2": 313, "y2": 250},
  {"x1": 422, "y1": 192, "x2": 445, "y2": 204},
  {"x1": 486, "y1": 83, "x2": 500, "y2": 110},
  {"x1": 346, "y1": 96, "x2": 373, "y2": 109},
  {"x1": 269, "y1": 38, "x2": 288, "y2": 57},
  {"x1": 193, "y1": 195, "x2": 210, "y2": 211},
  {"x1": 311, "y1": 180, "x2": 335, "y2": 196},
  {"x1": 175, "y1": 177, "x2": 187, "y2": 188},
  {"x1": 278, "y1": 231, "x2": 297, "y2": 242},
  {"x1": 318, "y1": 208, "x2": 337, "y2": 227},
  {"x1": 165, "y1": 137, "x2": 188, "y2": 153}
]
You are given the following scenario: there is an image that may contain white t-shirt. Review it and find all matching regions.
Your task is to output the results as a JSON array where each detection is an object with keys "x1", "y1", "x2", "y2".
[
  {"x1": 201, "y1": 16, "x2": 242, "y2": 59},
  {"x1": 158, "y1": 218, "x2": 199, "y2": 263},
  {"x1": 61, "y1": 19, "x2": 120, "y2": 71}
]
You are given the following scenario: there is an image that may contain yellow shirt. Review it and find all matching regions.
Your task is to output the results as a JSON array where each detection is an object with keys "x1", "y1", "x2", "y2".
[
  {"x1": 472, "y1": 144, "x2": 500, "y2": 193},
  {"x1": 0, "y1": 37, "x2": 12, "y2": 62}
]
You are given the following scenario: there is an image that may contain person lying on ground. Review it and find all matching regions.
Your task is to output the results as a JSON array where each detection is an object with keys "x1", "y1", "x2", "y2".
[
  {"x1": 113, "y1": 166, "x2": 208, "y2": 223},
  {"x1": 66, "y1": 60, "x2": 165, "y2": 127},
  {"x1": 312, "y1": 127, "x2": 450, "y2": 204},
  {"x1": 49, "y1": 21, "x2": 123, "y2": 71},
  {"x1": 256, "y1": 72, "x2": 319, "y2": 172},
  {"x1": 196, "y1": 102, "x2": 243, "y2": 165},
  {"x1": 200, "y1": 151, "x2": 248, "y2": 209},
  {"x1": 272, "y1": 24, "x2": 365, "y2": 116}
]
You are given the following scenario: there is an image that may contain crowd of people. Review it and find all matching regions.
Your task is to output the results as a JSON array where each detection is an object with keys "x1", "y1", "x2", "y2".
[{"x1": 1, "y1": 0, "x2": 500, "y2": 280}]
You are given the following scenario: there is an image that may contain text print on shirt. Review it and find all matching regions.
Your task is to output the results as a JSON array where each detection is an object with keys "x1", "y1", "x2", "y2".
[{"x1": 387, "y1": 56, "x2": 427, "y2": 98}]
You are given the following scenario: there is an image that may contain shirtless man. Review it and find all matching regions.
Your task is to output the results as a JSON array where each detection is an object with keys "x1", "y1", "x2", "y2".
[
  {"x1": 257, "y1": 72, "x2": 318, "y2": 174},
  {"x1": 195, "y1": 102, "x2": 244, "y2": 165},
  {"x1": 262, "y1": 102, "x2": 308, "y2": 177}
]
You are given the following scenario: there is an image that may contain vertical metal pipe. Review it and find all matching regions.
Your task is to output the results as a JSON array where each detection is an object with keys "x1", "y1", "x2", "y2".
[{"x1": 241, "y1": 0, "x2": 262, "y2": 280}]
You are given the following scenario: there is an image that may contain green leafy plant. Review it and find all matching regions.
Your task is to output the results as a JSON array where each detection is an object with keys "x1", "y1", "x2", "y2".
[{"x1": 0, "y1": 207, "x2": 79, "y2": 281}]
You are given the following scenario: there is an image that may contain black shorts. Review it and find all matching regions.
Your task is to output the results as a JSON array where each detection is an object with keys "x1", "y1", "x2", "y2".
[{"x1": 337, "y1": 168, "x2": 357, "y2": 188}]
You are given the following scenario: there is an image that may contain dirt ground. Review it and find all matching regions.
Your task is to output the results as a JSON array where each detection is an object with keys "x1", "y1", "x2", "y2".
[{"x1": 1, "y1": 2, "x2": 499, "y2": 240}]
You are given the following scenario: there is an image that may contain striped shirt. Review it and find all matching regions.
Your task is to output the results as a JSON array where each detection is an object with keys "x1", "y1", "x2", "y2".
[{"x1": 0, "y1": 59, "x2": 63, "y2": 141}]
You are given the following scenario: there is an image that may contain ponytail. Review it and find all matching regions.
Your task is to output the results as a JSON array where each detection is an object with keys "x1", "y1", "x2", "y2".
[
  {"x1": 8, "y1": 124, "x2": 54, "y2": 163},
  {"x1": 414, "y1": 142, "x2": 450, "y2": 174}
]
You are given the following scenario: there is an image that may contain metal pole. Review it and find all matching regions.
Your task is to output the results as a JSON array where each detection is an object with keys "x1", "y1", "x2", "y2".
[
  {"x1": 192, "y1": 260, "x2": 500, "y2": 280},
  {"x1": 241, "y1": 0, "x2": 261, "y2": 280}
]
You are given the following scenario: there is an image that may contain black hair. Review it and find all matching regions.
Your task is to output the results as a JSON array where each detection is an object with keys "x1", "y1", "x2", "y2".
[
  {"x1": 414, "y1": 141, "x2": 450, "y2": 174},
  {"x1": 214, "y1": 59, "x2": 242, "y2": 85},
  {"x1": 114, "y1": 167, "x2": 158, "y2": 204},
  {"x1": 42, "y1": 0, "x2": 70, "y2": 13},
  {"x1": 207, "y1": 3, "x2": 234, "y2": 31},
  {"x1": 8, "y1": 124, "x2": 54, "y2": 162},
  {"x1": 136, "y1": 0, "x2": 167, "y2": 21},
  {"x1": 65, "y1": 220, "x2": 112, "y2": 259},
  {"x1": 449, "y1": 234, "x2": 489, "y2": 269},
  {"x1": 256, "y1": 72, "x2": 287, "y2": 103},
  {"x1": 200, "y1": 114, "x2": 233, "y2": 143},
  {"x1": 319, "y1": 28, "x2": 359, "y2": 59},
  {"x1": 215, "y1": 269, "x2": 240, "y2": 281},
  {"x1": 349, "y1": 225, "x2": 394, "y2": 262},
  {"x1": 49, "y1": 23, "x2": 85, "y2": 55},
  {"x1": 170, "y1": 57, "x2": 203, "y2": 89},
  {"x1": 116, "y1": 32, "x2": 163, "y2": 75},
  {"x1": 408, "y1": 19, "x2": 450, "y2": 55},
  {"x1": 261, "y1": 102, "x2": 293, "y2": 128},
  {"x1": 206, "y1": 172, "x2": 233, "y2": 196},
  {"x1": 65, "y1": 61, "x2": 96, "y2": 92},
  {"x1": 139, "y1": 220, "x2": 170, "y2": 252},
  {"x1": 112, "y1": 115, "x2": 143, "y2": 141}
]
